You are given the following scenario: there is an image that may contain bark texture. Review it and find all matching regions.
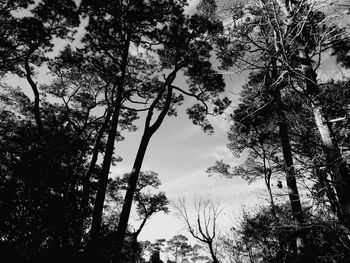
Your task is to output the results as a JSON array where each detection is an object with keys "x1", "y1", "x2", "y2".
[{"x1": 298, "y1": 35, "x2": 350, "y2": 231}]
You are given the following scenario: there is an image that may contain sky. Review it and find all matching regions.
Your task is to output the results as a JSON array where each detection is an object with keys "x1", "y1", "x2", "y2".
[
  {"x1": 8, "y1": 0, "x2": 350, "y2": 251},
  {"x1": 109, "y1": 1, "x2": 269, "y2": 243},
  {"x1": 111, "y1": 0, "x2": 350, "y2": 243},
  {"x1": 111, "y1": 69, "x2": 271, "y2": 242},
  {"x1": 6, "y1": 0, "x2": 274, "y2": 245},
  {"x1": 106, "y1": 0, "x2": 350, "y2": 245}
]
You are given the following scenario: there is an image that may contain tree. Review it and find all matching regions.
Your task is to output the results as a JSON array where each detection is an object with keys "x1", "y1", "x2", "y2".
[
  {"x1": 118, "y1": 171, "x2": 170, "y2": 239},
  {"x1": 149, "y1": 250, "x2": 164, "y2": 263},
  {"x1": 107, "y1": 171, "x2": 169, "y2": 262},
  {"x1": 0, "y1": 86, "x2": 97, "y2": 261},
  {"x1": 209, "y1": 0, "x2": 350, "y2": 258},
  {"x1": 45, "y1": 45, "x2": 142, "y2": 249},
  {"x1": 189, "y1": 244, "x2": 209, "y2": 263},
  {"x1": 0, "y1": 0, "x2": 34, "y2": 76},
  {"x1": 6, "y1": 0, "x2": 79, "y2": 133},
  {"x1": 112, "y1": 8, "x2": 230, "y2": 262},
  {"x1": 165, "y1": 235, "x2": 191, "y2": 263},
  {"x1": 238, "y1": 0, "x2": 350, "y2": 233},
  {"x1": 210, "y1": 66, "x2": 306, "y2": 259},
  {"x1": 78, "y1": 1, "x2": 186, "y2": 254},
  {"x1": 206, "y1": 78, "x2": 286, "y2": 213},
  {"x1": 282, "y1": 0, "x2": 350, "y2": 232},
  {"x1": 144, "y1": 239, "x2": 167, "y2": 263},
  {"x1": 173, "y1": 198, "x2": 222, "y2": 263},
  {"x1": 226, "y1": 203, "x2": 350, "y2": 263}
]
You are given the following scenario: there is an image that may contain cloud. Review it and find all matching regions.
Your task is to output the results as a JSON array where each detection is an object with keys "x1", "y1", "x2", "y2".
[
  {"x1": 167, "y1": 124, "x2": 202, "y2": 142},
  {"x1": 184, "y1": 0, "x2": 201, "y2": 14},
  {"x1": 110, "y1": 165, "x2": 130, "y2": 178},
  {"x1": 110, "y1": 162, "x2": 157, "y2": 178},
  {"x1": 206, "y1": 144, "x2": 233, "y2": 161},
  {"x1": 208, "y1": 113, "x2": 231, "y2": 135},
  {"x1": 137, "y1": 172, "x2": 269, "y2": 242},
  {"x1": 161, "y1": 167, "x2": 264, "y2": 202}
]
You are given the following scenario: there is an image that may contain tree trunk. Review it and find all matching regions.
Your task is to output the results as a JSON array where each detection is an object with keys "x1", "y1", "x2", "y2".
[
  {"x1": 112, "y1": 72, "x2": 176, "y2": 263},
  {"x1": 74, "y1": 109, "x2": 113, "y2": 249},
  {"x1": 269, "y1": 50, "x2": 306, "y2": 258},
  {"x1": 313, "y1": 102, "x2": 350, "y2": 229},
  {"x1": 316, "y1": 167, "x2": 342, "y2": 218},
  {"x1": 298, "y1": 47, "x2": 350, "y2": 230},
  {"x1": 208, "y1": 241, "x2": 219, "y2": 263},
  {"x1": 127, "y1": 215, "x2": 149, "y2": 263},
  {"x1": 112, "y1": 131, "x2": 152, "y2": 262},
  {"x1": 276, "y1": 90, "x2": 306, "y2": 260},
  {"x1": 133, "y1": 215, "x2": 148, "y2": 240},
  {"x1": 261, "y1": 147, "x2": 276, "y2": 216},
  {"x1": 265, "y1": 174, "x2": 276, "y2": 217},
  {"x1": 87, "y1": 88, "x2": 123, "y2": 253},
  {"x1": 87, "y1": 31, "x2": 131, "y2": 257},
  {"x1": 276, "y1": 0, "x2": 350, "y2": 231},
  {"x1": 273, "y1": 1, "x2": 305, "y2": 229}
]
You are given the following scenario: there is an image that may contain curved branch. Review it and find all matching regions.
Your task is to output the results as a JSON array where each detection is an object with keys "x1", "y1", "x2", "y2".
[{"x1": 24, "y1": 47, "x2": 43, "y2": 134}]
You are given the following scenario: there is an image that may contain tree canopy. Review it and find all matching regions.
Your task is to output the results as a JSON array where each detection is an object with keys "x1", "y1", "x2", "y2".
[{"x1": 1, "y1": 0, "x2": 350, "y2": 262}]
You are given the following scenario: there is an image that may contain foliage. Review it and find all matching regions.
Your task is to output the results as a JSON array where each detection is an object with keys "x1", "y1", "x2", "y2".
[
  {"x1": 222, "y1": 204, "x2": 350, "y2": 263},
  {"x1": 149, "y1": 250, "x2": 164, "y2": 263},
  {"x1": 0, "y1": 89, "x2": 95, "y2": 261},
  {"x1": 106, "y1": 171, "x2": 169, "y2": 237},
  {"x1": 2, "y1": 0, "x2": 350, "y2": 262}
]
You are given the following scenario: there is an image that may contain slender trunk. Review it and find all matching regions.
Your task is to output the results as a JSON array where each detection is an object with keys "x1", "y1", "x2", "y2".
[
  {"x1": 316, "y1": 167, "x2": 342, "y2": 218},
  {"x1": 112, "y1": 129, "x2": 153, "y2": 262},
  {"x1": 113, "y1": 71, "x2": 176, "y2": 263},
  {"x1": 277, "y1": 107, "x2": 304, "y2": 225},
  {"x1": 128, "y1": 216, "x2": 148, "y2": 262},
  {"x1": 265, "y1": 175, "x2": 276, "y2": 217},
  {"x1": 208, "y1": 241, "x2": 219, "y2": 263},
  {"x1": 88, "y1": 31, "x2": 131, "y2": 257},
  {"x1": 276, "y1": 91, "x2": 306, "y2": 259},
  {"x1": 268, "y1": 48, "x2": 306, "y2": 258},
  {"x1": 261, "y1": 147, "x2": 276, "y2": 216},
  {"x1": 267, "y1": 9, "x2": 306, "y2": 253},
  {"x1": 88, "y1": 89, "x2": 123, "y2": 249},
  {"x1": 74, "y1": 109, "x2": 113, "y2": 249},
  {"x1": 134, "y1": 215, "x2": 148, "y2": 239}
]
